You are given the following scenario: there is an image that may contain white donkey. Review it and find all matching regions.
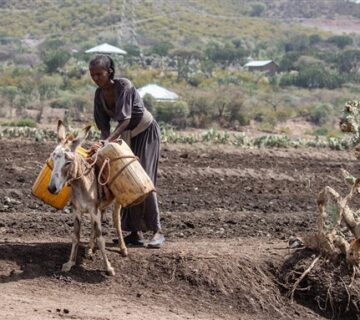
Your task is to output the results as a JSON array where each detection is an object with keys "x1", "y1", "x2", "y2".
[{"x1": 48, "y1": 120, "x2": 127, "y2": 276}]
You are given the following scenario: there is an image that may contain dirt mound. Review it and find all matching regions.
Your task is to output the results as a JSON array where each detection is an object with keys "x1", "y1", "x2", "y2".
[
  {"x1": 0, "y1": 238, "x2": 322, "y2": 320},
  {"x1": 279, "y1": 249, "x2": 360, "y2": 319}
]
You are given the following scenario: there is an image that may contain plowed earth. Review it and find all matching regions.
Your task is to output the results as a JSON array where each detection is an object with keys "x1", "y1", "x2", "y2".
[{"x1": 1, "y1": 139, "x2": 359, "y2": 320}]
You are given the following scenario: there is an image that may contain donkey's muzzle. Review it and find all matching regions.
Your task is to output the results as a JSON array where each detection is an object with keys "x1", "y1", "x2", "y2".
[{"x1": 48, "y1": 184, "x2": 59, "y2": 195}]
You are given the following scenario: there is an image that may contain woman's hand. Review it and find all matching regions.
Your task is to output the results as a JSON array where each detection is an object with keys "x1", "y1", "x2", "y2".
[{"x1": 89, "y1": 140, "x2": 108, "y2": 154}]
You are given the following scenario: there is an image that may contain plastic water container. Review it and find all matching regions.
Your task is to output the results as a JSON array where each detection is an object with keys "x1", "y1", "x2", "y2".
[
  {"x1": 96, "y1": 141, "x2": 155, "y2": 208},
  {"x1": 31, "y1": 146, "x2": 89, "y2": 209}
]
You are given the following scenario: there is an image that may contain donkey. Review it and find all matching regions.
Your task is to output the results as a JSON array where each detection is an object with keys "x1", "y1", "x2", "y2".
[{"x1": 48, "y1": 120, "x2": 127, "y2": 276}]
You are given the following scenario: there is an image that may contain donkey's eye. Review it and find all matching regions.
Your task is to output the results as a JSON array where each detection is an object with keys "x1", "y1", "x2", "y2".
[{"x1": 64, "y1": 161, "x2": 72, "y2": 166}]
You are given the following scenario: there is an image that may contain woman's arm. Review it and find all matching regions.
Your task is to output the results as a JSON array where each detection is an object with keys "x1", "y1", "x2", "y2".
[
  {"x1": 94, "y1": 90, "x2": 111, "y2": 140},
  {"x1": 106, "y1": 119, "x2": 131, "y2": 142}
]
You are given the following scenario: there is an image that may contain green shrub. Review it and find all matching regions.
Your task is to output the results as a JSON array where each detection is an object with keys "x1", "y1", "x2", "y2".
[
  {"x1": 187, "y1": 72, "x2": 205, "y2": 87},
  {"x1": 50, "y1": 96, "x2": 72, "y2": 109},
  {"x1": 42, "y1": 49, "x2": 71, "y2": 73},
  {"x1": 327, "y1": 35, "x2": 353, "y2": 49},
  {"x1": 249, "y1": 2, "x2": 266, "y2": 17},
  {"x1": 150, "y1": 41, "x2": 174, "y2": 56},
  {"x1": 310, "y1": 104, "x2": 331, "y2": 125},
  {"x1": 155, "y1": 100, "x2": 189, "y2": 128},
  {"x1": 143, "y1": 94, "x2": 157, "y2": 115},
  {"x1": 313, "y1": 127, "x2": 328, "y2": 136},
  {"x1": 3, "y1": 118, "x2": 37, "y2": 127}
]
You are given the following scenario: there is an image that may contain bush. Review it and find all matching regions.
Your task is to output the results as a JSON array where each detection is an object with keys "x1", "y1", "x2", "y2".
[
  {"x1": 42, "y1": 49, "x2": 71, "y2": 73},
  {"x1": 309, "y1": 104, "x2": 331, "y2": 125},
  {"x1": 187, "y1": 72, "x2": 205, "y2": 87},
  {"x1": 150, "y1": 42, "x2": 174, "y2": 57},
  {"x1": 187, "y1": 93, "x2": 217, "y2": 128},
  {"x1": 280, "y1": 66, "x2": 344, "y2": 89},
  {"x1": 313, "y1": 127, "x2": 329, "y2": 136},
  {"x1": 327, "y1": 35, "x2": 353, "y2": 49},
  {"x1": 123, "y1": 44, "x2": 141, "y2": 57},
  {"x1": 142, "y1": 94, "x2": 157, "y2": 115},
  {"x1": 249, "y1": 2, "x2": 266, "y2": 17},
  {"x1": 155, "y1": 100, "x2": 189, "y2": 128},
  {"x1": 3, "y1": 118, "x2": 37, "y2": 127},
  {"x1": 50, "y1": 96, "x2": 71, "y2": 109}
]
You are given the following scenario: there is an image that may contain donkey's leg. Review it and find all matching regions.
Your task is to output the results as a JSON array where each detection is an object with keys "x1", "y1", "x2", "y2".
[
  {"x1": 113, "y1": 203, "x2": 128, "y2": 257},
  {"x1": 92, "y1": 209, "x2": 115, "y2": 276},
  {"x1": 62, "y1": 212, "x2": 81, "y2": 272},
  {"x1": 86, "y1": 214, "x2": 97, "y2": 259}
]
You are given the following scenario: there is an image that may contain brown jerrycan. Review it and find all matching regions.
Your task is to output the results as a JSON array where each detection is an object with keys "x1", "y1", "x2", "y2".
[
  {"x1": 96, "y1": 141, "x2": 155, "y2": 208},
  {"x1": 31, "y1": 146, "x2": 89, "y2": 209}
]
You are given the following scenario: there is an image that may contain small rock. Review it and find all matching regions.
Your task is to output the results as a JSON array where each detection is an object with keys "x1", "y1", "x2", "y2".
[{"x1": 63, "y1": 309, "x2": 69, "y2": 314}]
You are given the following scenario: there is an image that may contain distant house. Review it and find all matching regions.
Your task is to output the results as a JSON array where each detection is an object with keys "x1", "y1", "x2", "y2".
[
  {"x1": 85, "y1": 43, "x2": 127, "y2": 55},
  {"x1": 244, "y1": 60, "x2": 279, "y2": 74},
  {"x1": 138, "y1": 84, "x2": 179, "y2": 101}
]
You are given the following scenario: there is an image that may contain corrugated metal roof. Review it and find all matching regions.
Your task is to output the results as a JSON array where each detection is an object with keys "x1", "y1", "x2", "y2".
[
  {"x1": 138, "y1": 84, "x2": 179, "y2": 101},
  {"x1": 85, "y1": 43, "x2": 127, "y2": 55},
  {"x1": 244, "y1": 60, "x2": 274, "y2": 67}
]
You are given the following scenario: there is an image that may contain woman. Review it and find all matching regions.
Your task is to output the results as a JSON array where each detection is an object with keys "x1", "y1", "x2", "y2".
[{"x1": 89, "y1": 54, "x2": 164, "y2": 248}]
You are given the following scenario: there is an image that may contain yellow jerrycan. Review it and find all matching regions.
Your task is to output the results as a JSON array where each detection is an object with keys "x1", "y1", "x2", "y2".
[
  {"x1": 31, "y1": 146, "x2": 89, "y2": 210},
  {"x1": 96, "y1": 141, "x2": 155, "y2": 208}
]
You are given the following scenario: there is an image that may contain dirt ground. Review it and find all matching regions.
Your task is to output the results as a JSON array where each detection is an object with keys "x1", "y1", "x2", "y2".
[{"x1": 1, "y1": 138, "x2": 360, "y2": 320}]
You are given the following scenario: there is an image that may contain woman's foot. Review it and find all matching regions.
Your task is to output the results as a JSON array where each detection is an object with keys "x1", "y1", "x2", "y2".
[
  {"x1": 113, "y1": 232, "x2": 144, "y2": 246},
  {"x1": 147, "y1": 232, "x2": 165, "y2": 249}
]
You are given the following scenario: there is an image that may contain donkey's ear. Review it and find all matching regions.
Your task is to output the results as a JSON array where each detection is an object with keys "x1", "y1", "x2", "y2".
[
  {"x1": 57, "y1": 120, "x2": 66, "y2": 143},
  {"x1": 70, "y1": 124, "x2": 92, "y2": 152}
]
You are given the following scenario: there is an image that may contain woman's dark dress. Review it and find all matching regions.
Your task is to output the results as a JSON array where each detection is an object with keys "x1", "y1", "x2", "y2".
[{"x1": 94, "y1": 78, "x2": 161, "y2": 232}]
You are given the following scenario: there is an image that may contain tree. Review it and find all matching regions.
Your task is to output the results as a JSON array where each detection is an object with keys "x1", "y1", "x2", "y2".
[
  {"x1": 309, "y1": 34, "x2": 322, "y2": 46},
  {"x1": 205, "y1": 42, "x2": 248, "y2": 66},
  {"x1": 249, "y1": 2, "x2": 266, "y2": 17},
  {"x1": 123, "y1": 44, "x2": 141, "y2": 57},
  {"x1": 338, "y1": 49, "x2": 360, "y2": 74},
  {"x1": 0, "y1": 86, "x2": 17, "y2": 107},
  {"x1": 283, "y1": 34, "x2": 310, "y2": 52},
  {"x1": 40, "y1": 37, "x2": 71, "y2": 73},
  {"x1": 170, "y1": 49, "x2": 202, "y2": 81},
  {"x1": 279, "y1": 52, "x2": 301, "y2": 72},
  {"x1": 150, "y1": 42, "x2": 174, "y2": 57},
  {"x1": 310, "y1": 104, "x2": 331, "y2": 125},
  {"x1": 42, "y1": 49, "x2": 71, "y2": 73},
  {"x1": 327, "y1": 35, "x2": 353, "y2": 49}
]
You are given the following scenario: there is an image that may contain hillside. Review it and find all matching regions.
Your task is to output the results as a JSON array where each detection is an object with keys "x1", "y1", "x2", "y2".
[
  {"x1": 0, "y1": 0, "x2": 359, "y2": 139},
  {"x1": 0, "y1": 0, "x2": 359, "y2": 48}
]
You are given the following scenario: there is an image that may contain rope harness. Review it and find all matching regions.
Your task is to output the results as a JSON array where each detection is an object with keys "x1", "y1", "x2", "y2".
[
  {"x1": 98, "y1": 155, "x2": 138, "y2": 186},
  {"x1": 64, "y1": 151, "x2": 99, "y2": 186},
  {"x1": 56, "y1": 149, "x2": 139, "y2": 189}
]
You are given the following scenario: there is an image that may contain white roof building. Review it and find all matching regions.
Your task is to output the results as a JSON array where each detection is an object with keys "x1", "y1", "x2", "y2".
[
  {"x1": 138, "y1": 84, "x2": 179, "y2": 101},
  {"x1": 85, "y1": 43, "x2": 127, "y2": 55},
  {"x1": 244, "y1": 60, "x2": 273, "y2": 67}
]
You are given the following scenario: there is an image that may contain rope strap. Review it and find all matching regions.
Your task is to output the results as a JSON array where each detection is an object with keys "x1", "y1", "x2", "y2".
[
  {"x1": 97, "y1": 155, "x2": 139, "y2": 187},
  {"x1": 98, "y1": 158, "x2": 111, "y2": 186},
  {"x1": 66, "y1": 153, "x2": 98, "y2": 186}
]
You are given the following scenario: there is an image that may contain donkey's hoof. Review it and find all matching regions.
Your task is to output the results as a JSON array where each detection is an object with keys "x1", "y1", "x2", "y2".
[
  {"x1": 62, "y1": 262, "x2": 74, "y2": 272},
  {"x1": 106, "y1": 266, "x2": 115, "y2": 276},
  {"x1": 120, "y1": 248, "x2": 128, "y2": 257}
]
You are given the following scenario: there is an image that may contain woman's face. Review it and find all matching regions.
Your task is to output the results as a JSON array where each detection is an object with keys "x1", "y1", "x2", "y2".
[{"x1": 89, "y1": 64, "x2": 112, "y2": 88}]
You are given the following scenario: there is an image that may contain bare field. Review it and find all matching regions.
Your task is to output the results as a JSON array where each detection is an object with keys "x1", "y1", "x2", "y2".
[{"x1": 1, "y1": 139, "x2": 360, "y2": 320}]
